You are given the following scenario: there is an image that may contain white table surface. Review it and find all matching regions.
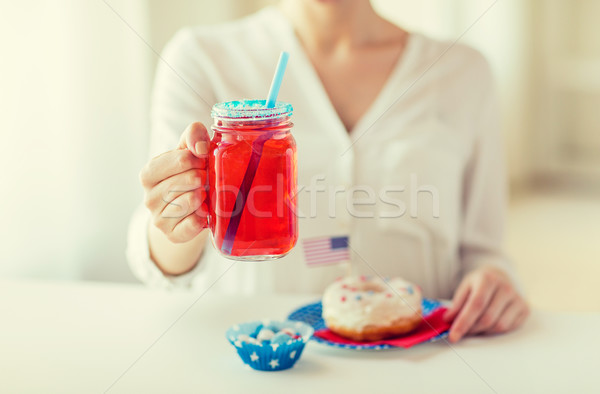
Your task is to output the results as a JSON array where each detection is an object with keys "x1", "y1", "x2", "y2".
[{"x1": 0, "y1": 279, "x2": 598, "y2": 394}]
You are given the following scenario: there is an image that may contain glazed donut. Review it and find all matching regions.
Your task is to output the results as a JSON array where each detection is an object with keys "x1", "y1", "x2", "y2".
[{"x1": 322, "y1": 275, "x2": 423, "y2": 341}]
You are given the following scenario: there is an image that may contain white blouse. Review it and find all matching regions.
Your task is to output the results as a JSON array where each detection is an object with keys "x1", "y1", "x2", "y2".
[{"x1": 127, "y1": 6, "x2": 518, "y2": 299}]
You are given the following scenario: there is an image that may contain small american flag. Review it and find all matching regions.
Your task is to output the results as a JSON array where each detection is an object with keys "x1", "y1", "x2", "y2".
[{"x1": 302, "y1": 235, "x2": 350, "y2": 266}]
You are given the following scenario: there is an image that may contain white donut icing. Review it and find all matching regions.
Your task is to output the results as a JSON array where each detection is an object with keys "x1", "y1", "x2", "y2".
[{"x1": 322, "y1": 275, "x2": 422, "y2": 330}]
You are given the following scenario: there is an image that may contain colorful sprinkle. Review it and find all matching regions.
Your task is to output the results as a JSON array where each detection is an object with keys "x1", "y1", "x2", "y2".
[
  {"x1": 350, "y1": 287, "x2": 357, "y2": 292},
  {"x1": 341, "y1": 296, "x2": 346, "y2": 302},
  {"x1": 367, "y1": 290, "x2": 375, "y2": 295},
  {"x1": 407, "y1": 286, "x2": 414, "y2": 295},
  {"x1": 355, "y1": 294, "x2": 362, "y2": 301},
  {"x1": 360, "y1": 275, "x2": 367, "y2": 281},
  {"x1": 386, "y1": 293, "x2": 393, "y2": 298},
  {"x1": 341, "y1": 284, "x2": 348, "y2": 289}
]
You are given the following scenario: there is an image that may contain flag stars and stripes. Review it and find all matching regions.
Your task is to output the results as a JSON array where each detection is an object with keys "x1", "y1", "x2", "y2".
[{"x1": 303, "y1": 236, "x2": 350, "y2": 266}]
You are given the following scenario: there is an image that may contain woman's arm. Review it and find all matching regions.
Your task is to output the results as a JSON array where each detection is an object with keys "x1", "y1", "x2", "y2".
[
  {"x1": 148, "y1": 218, "x2": 209, "y2": 276},
  {"x1": 127, "y1": 28, "x2": 216, "y2": 285},
  {"x1": 443, "y1": 57, "x2": 529, "y2": 341},
  {"x1": 142, "y1": 123, "x2": 211, "y2": 276}
]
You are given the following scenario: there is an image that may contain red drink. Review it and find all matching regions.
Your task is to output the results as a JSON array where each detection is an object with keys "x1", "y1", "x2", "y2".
[{"x1": 209, "y1": 100, "x2": 297, "y2": 260}]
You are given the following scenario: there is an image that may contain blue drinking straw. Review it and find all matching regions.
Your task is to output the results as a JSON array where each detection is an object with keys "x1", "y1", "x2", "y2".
[
  {"x1": 266, "y1": 51, "x2": 289, "y2": 108},
  {"x1": 221, "y1": 52, "x2": 290, "y2": 256}
]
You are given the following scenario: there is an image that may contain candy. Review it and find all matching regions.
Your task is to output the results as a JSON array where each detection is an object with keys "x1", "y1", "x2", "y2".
[
  {"x1": 256, "y1": 328, "x2": 275, "y2": 342},
  {"x1": 242, "y1": 325, "x2": 301, "y2": 346},
  {"x1": 238, "y1": 334, "x2": 260, "y2": 345},
  {"x1": 271, "y1": 332, "x2": 292, "y2": 345},
  {"x1": 250, "y1": 324, "x2": 264, "y2": 338}
]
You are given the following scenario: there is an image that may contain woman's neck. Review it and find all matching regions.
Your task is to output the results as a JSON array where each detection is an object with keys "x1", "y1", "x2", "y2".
[{"x1": 279, "y1": 0, "x2": 390, "y2": 52}]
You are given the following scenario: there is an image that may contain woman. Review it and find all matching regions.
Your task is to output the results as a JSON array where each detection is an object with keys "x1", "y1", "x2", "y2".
[{"x1": 128, "y1": 0, "x2": 529, "y2": 342}]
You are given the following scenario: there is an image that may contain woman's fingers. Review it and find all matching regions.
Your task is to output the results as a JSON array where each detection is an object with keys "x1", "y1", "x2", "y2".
[
  {"x1": 448, "y1": 277, "x2": 497, "y2": 343},
  {"x1": 152, "y1": 190, "x2": 205, "y2": 241},
  {"x1": 178, "y1": 122, "x2": 210, "y2": 157},
  {"x1": 490, "y1": 299, "x2": 528, "y2": 334},
  {"x1": 444, "y1": 281, "x2": 471, "y2": 322},
  {"x1": 161, "y1": 189, "x2": 204, "y2": 222},
  {"x1": 139, "y1": 123, "x2": 212, "y2": 245},
  {"x1": 445, "y1": 266, "x2": 529, "y2": 342},
  {"x1": 144, "y1": 169, "x2": 206, "y2": 213},
  {"x1": 140, "y1": 149, "x2": 206, "y2": 189},
  {"x1": 170, "y1": 210, "x2": 209, "y2": 243},
  {"x1": 510, "y1": 308, "x2": 529, "y2": 331},
  {"x1": 469, "y1": 285, "x2": 512, "y2": 334}
]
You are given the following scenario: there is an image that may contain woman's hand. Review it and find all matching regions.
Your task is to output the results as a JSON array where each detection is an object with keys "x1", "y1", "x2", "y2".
[
  {"x1": 140, "y1": 122, "x2": 210, "y2": 243},
  {"x1": 443, "y1": 265, "x2": 529, "y2": 343}
]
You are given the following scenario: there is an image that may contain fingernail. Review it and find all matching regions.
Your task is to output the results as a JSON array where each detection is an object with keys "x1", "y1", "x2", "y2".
[
  {"x1": 195, "y1": 142, "x2": 208, "y2": 156},
  {"x1": 450, "y1": 330, "x2": 462, "y2": 343}
]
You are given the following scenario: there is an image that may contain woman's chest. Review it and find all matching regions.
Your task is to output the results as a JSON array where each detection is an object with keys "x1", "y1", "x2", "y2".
[{"x1": 308, "y1": 46, "x2": 405, "y2": 132}]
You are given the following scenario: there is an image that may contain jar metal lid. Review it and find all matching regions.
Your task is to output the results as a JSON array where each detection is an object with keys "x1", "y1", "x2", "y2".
[{"x1": 211, "y1": 99, "x2": 293, "y2": 120}]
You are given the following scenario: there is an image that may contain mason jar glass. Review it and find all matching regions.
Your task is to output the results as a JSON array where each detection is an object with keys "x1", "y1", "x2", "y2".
[{"x1": 208, "y1": 99, "x2": 298, "y2": 261}]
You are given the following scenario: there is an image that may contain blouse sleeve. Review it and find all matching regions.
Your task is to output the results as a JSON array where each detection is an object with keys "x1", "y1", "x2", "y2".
[
  {"x1": 126, "y1": 28, "x2": 215, "y2": 289},
  {"x1": 459, "y1": 60, "x2": 522, "y2": 291}
]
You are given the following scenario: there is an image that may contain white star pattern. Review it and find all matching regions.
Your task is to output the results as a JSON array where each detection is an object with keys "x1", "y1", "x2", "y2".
[
  {"x1": 271, "y1": 343, "x2": 279, "y2": 351},
  {"x1": 250, "y1": 352, "x2": 259, "y2": 362},
  {"x1": 269, "y1": 359, "x2": 279, "y2": 369},
  {"x1": 289, "y1": 350, "x2": 296, "y2": 359},
  {"x1": 234, "y1": 340, "x2": 243, "y2": 348}
]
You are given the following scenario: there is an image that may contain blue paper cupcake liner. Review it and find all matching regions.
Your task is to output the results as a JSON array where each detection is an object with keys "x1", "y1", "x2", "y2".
[{"x1": 226, "y1": 320, "x2": 314, "y2": 371}]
